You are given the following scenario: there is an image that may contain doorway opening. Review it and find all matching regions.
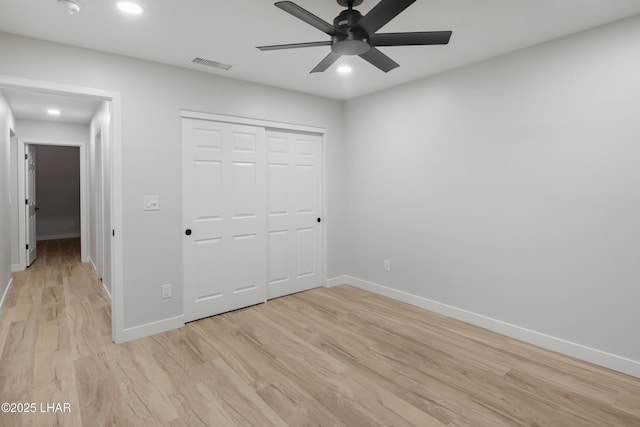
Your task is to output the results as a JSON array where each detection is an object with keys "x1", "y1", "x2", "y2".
[
  {"x1": 0, "y1": 75, "x2": 123, "y2": 343},
  {"x1": 25, "y1": 143, "x2": 82, "y2": 267}
]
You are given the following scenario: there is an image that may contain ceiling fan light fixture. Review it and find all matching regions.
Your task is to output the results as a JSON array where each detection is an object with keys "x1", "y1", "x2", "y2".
[
  {"x1": 47, "y1": 108, "x2": 61, "y2": 116},
  {"x1": 116, "y1": 1, "x2": 144, "y2": 15},
  {"x1": 337, "y1": 65, "x2": 352, "y2": 74}
]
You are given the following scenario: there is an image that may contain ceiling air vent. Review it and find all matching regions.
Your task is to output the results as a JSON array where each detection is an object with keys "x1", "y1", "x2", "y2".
[{"x1": 191, "y1": 57, "x2": 232, "y2": 71}]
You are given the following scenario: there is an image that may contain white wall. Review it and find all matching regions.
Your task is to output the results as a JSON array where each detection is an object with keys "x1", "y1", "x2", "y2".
[
  {"x1": 0, "y1": 91, "x2": 15, "y2": 307},
  {"x1": 33, "y1": 145, "x2": 81, "y2": 240},
  {"x1": 0, "y1": 32, "x2": 347, "y2": 331},
  {"x1": 90, "y1": 101, "x2": 111, "y2": 296},
  {"x1": 16, "y1": 119, "x2": 88, "y2": 142},
  {"x1": 343, "y1": 15, "x2": 640, "y2": 374}
]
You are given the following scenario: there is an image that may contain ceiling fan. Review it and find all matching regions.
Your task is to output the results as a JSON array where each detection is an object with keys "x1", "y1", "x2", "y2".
[{"x1": 257, "y1": 0, "x2": 452, "y2": 73}]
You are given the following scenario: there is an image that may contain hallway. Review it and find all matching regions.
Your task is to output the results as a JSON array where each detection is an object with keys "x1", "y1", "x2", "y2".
[{"x1": 0, "y1": 238, "x2": 110, "y2": 426}]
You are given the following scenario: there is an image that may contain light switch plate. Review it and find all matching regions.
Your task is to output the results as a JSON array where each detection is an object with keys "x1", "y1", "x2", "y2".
[
  {"x1": 144, "y1": 195, "x2": 160, "y2": 211},
  {"x1": 162, "y1": 284, "x2": 172, "y2": 299}
]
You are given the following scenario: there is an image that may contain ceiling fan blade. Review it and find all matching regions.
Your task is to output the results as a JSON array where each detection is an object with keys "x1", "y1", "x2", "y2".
[
  {"x1": 275, "y1": 1, "x2": 338, "y2": 36},
  {"x1": 359, "y1": 47, "x2": 399, "y2": 72},
  {"x1": 257, "y1": 41, "x2": 332, "y2": 51},
  {"x1": 310, "y1": 51, "x2": 342, "y2": 73},
  {"x1": 354, "y1": 0, "x2": 416, "y2": 35},
  {"x1": 370, "y1": 31, "x2": 452, "y2": 46}
]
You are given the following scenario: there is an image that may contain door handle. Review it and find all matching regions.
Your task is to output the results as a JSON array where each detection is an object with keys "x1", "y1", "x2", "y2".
[
  {"x1": 317, "y1": 218, "x2": 321, "y2": 223},
  {"x1": 185, "y1": 229, "x2": 192, "y2": 236},
  {"x1": 35, "y1": 207, "x2": 40, "y2": 211}
]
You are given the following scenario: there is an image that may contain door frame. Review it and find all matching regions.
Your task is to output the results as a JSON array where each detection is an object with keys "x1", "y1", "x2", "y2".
[
  {"x1": 179, "y1": 110, "x2": 329, "y2": 305},
  {"x1": 1, "y1": 74, "x2": 124, "y2": 343},
  {"x1": 93, "y1": 129, "x2": 104, "y2": 279},
  {"x1": 17, "y1": 139, "x2": 88, "y2": 268}
]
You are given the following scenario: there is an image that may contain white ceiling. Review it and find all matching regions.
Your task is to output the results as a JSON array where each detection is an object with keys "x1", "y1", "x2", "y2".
[
  {"x1": 0, "y1": 87, "x2": 101, "y2": 123},
  {"x1": 1, "y1": 0, "x2": 639, "y2": 100}
]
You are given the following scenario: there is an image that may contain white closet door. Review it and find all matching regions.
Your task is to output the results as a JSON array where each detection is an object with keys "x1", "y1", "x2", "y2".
[
  {"x1": 183, "y1": 118, "x2": 266, "y2": 322},
  {"x1": 266, "y1": 130, "x2": 322, "y2": 299}
]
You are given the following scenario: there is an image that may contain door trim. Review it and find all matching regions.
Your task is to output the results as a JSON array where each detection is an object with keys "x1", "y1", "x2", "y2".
[
  {"x1": 180, "y1": 110, "x2": 326, "y2": 135},
  {"x1": 93, "y1": 130, "x2": 104, "y2": 280},
  {"x1": 17, "y1": 139, "x2": 88, "y2": 270},
  {"x1": 1, "y1": 74, "x2": 124, "y2": 344}
]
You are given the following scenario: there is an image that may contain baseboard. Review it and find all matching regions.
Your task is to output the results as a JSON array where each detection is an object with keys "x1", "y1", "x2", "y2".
[
  {"x1": 11, "y1": 263, "x2": 22, "y2": 273},
  {"x1": 121, "y1": 315, "x2": 185, "y2": 343},
  {"x1": 325, "y1": 275, "x2": 346, "y2": 288},
  {"x1": 343, "y1": 275, "x2": 640, "y2": 379},
  {"x1": 0, "y1": 278, "x2": 13, "y2": 316},
  {"x1": 36, "y1": 233, "x2": 81, "y2": 241},
  {"x1": 88, "y1": 257, "x2": 97, "y2": 274},
  {"x1": 102, "y1": 281, "x2": 112, "y2": 305}
]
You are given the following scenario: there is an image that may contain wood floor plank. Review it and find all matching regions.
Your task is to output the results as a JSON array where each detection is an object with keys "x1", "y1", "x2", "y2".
[
  {"x1": 615, "y1": 390, "x2": 640, "y2": 418},
  {"x1": 187, "y1": 317, "x2": 283, "y2": 391},
  {"x1": 268, "y1": 354, "x2": 384, "y2": 426},
  {"x1": 504, "y1": 339, "x2": 640, "y2": 396},
  {"x1": 1, "y1": 238, "x2": 639, "y2": 426},
  {"x1": 185, "y1": 358, "x2": 289, "y2": 427},
  {"x1": 111, "y1": 349, "x2": 180, "y2": 423},
  {"x1": 0, "y1": 317, "x2": 38, "y2": 393},
  {"x1": 330, "y1": 366, "x2": 448, "y2": 427},
  {"x1": 257, "y1": 377, "x2": 345, "y2": 427},
  {"x1": 74, "y1": 350, "x2": 132, "y2": 426},
  {"x1": 168, "y1": 382, "x2": 237, "y2": 427},
  {"x1": 258, "y1": 300, "x2": 374, "y2": 367},
  {"x1": 503, "y1": 368, "x2": 640, "y2": 426}
]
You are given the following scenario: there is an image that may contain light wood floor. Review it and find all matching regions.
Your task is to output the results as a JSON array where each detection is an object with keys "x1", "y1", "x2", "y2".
[{"x1": 1, "y1": 239, "x2": 639, "y2": 426}]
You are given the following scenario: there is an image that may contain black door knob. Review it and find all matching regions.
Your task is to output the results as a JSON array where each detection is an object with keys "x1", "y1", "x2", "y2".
[
  {"x1": 317, "y1": 218, "x2": 321, "y2": 223},
  {"x1": 185, "y1": 229, "x2": 192, "y2": 236}
]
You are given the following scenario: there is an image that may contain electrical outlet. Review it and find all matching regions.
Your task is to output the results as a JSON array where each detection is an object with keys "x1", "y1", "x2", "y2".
[
  {"x1": 162, "y1": 284, "x2": 172, "y2": 299},
  {"x1": 384, "y1": 259, "x2": 391, "y2": 272}
]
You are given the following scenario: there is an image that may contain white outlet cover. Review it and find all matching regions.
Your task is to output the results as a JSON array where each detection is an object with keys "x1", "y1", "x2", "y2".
[{"x1": 144, "y1": 195, "x2": 160, "y2": 211}]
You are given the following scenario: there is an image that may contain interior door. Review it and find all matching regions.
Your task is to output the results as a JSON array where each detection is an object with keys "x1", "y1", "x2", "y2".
[
  {"x1": 182, "y1": 118, "x2": 266, "y2": 322},
  {"x1": 266, "y1": 130, "x2": 322, "y2": 299},
  {"x1": 25, "y1": 144, "x2": 37, "y2": 266}
]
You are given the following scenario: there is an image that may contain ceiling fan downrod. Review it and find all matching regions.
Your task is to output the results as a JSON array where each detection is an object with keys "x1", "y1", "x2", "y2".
[{"x1": 337, "y1": 0, "x2": 363, "y2": 8}]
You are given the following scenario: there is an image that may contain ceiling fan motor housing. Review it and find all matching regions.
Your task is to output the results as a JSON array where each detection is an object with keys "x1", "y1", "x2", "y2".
[{"x1": 331, "y1": 9, "x2": 370, "y2": 55}]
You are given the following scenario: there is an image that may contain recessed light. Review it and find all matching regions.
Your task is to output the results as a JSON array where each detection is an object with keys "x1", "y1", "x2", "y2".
[
  {"x1": 47, "y1": 109, "x2": 61, "y2": 116},
  {"x1": 57, "y1": 0, "x2": 81, "y2": 15},
  {"x1": 337, "y1": 65, "x2": 352, "y2": 74},
  {"x1": 116, "y1": 1, "x2": 144, "y2": 15}
]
